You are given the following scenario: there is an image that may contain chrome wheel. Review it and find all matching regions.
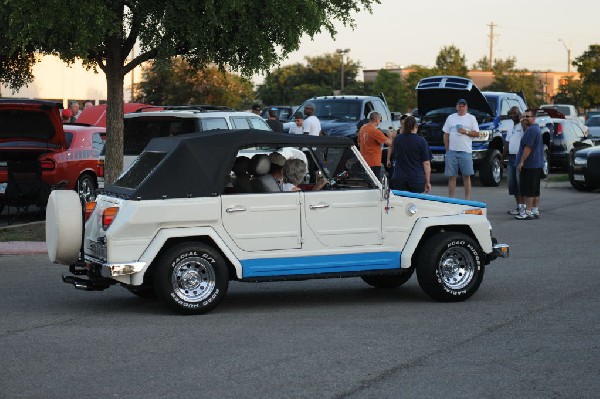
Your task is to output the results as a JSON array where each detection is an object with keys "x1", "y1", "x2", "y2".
[
  {"x1": 171, "y1": 256, "x2": 216, "y2": 303},
  {"x1": 491, "y1": 157, "x2": 502, "y2": 185},
  {"x1": 437, "y1": 246, "x2": 476, "y2": 291},
  {"x1": 77, "y1": 175, "x2": 96, "y2": 202}
]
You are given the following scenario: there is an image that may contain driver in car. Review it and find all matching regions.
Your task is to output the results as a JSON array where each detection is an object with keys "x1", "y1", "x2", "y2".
[{"x1": 282, "y1": 159, "x2": 327, "y2": 191}]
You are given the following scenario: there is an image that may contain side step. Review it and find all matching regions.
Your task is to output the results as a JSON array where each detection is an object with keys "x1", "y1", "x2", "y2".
[{"x1": 62, "y1": 275, "x2": 114, "y2": 291}]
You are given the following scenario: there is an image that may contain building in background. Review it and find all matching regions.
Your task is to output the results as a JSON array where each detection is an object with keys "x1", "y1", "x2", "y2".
[{"x1": 0, "y1": 54, "x2": 139, "y2": 108}]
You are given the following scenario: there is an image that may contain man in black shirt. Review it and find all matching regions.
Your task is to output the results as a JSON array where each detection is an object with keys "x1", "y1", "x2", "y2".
[{"x1": 266, "y1": 107, "x2": 284, "y2": 133}]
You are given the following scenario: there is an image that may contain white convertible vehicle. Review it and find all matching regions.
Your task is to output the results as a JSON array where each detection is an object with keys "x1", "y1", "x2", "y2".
[{"x1": 46, "y1": 130, "x2": 508, "y2": 314}]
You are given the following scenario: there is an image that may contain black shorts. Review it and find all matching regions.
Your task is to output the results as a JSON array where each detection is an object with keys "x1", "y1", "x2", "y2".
[
  {"x1": 391, "y1": 178, "x2": 425, "y2": 194},
  {"x1": 519, "y1": 168, "x2": 542, "y2": 197}
]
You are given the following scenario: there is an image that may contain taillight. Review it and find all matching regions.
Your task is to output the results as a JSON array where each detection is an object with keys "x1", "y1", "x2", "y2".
[
  {"x1": 97, "y1": 159, "x2": 104, "y2": 177},
  {"x1": 40, "y1": 159, "x2": 56, "y2": 170},
  {"x1": 102, "y1": 207, "x2": 119, "y2": 230},
  {"x1": 555, "y1": 124, "x2": 563, "y2": 135},
  {"x1": 84, "y1": 201, "x2": 96, "y2": 221}
]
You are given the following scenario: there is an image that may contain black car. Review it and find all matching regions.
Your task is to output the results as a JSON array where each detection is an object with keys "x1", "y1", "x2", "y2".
[
  {"x1": 550, "y1": 118, "x2": 594, "y2": 171},
  {"x1": 569, "y1": 146, "x2": 600, "y2": 191}
]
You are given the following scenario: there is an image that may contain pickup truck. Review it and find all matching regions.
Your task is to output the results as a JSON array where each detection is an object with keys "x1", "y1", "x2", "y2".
[
  {"x1": 416, "y1": 76, "x2": 552, "y2": 185},
  {"x1": 291, "y1": 94, "x2": 401, "y2": 140},
  {"x1": 541, "y1": 104, "x2": 585, "y2": 126}
]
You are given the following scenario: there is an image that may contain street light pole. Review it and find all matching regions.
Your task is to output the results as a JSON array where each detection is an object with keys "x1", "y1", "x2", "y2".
[
  {"x1": 336, "y1": 48, "x2": 350, "y2": 94},
  {"x1": 558, "y1": 39, "x2": 572, "y2": 73}
]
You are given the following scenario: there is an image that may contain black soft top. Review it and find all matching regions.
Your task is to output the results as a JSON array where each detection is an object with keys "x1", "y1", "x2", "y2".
[{"x1": 106, "y1": 129, "x2": 353, "y2": 200}]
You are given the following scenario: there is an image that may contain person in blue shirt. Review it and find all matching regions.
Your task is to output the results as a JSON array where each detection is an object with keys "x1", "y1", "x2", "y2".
[
  {"x1": 390, "y1": 115, "x2": 432, "y2": 193},
  {"x1": 515, "y1": 110, "x2": 544, "y2": 220}
]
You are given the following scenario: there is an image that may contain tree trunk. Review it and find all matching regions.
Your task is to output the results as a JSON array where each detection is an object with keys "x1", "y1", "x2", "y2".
[{"x1": 104, "y1": 35, "x2": 125, "y2": 185}]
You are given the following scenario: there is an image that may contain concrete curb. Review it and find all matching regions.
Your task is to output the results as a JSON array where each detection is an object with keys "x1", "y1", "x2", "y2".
[{"x1": 0, "y1": 241, "x2": 47, "y2": 255}]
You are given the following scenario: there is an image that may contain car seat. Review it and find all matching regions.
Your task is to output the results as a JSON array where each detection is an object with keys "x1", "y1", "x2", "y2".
[
  {"x1": 248, "y1": 154, "x2": 281, "y2": 193},
  {"x1": 232, "y1": 156, "x2": 252, "y2": 193}
]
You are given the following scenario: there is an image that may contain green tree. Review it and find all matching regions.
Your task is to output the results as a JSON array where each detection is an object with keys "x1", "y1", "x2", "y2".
[
  {"x1": 573, "y1": 44, "x2": 600, "y2": 109},
  {"x1": 472, "y1": 56, "x2": 491, "y2": 71},
  {"x1": 134, "y1": 58, "x2": 254, "y2": 109},
  {"x1": 435, "y1": 45, "x2": 468, "y2": 77},
  {"x1": 256, "y1": 53, "x2": 361, "y2": 104},
  {"x1": 552, "y1": 77, "x2": 584, "y2": 108},
  {"x1": 372, "y1": 69, "x2": 404, "y2": 112},
  {"x1": 481, "y1": 57, "x2": 542, "y2": 107},
  {"x1": 0, "y1": 0, "x2": 379, "y2": 183},
  {"x1": 403, "y1": 65, "x2": 436, "y2": 113}
]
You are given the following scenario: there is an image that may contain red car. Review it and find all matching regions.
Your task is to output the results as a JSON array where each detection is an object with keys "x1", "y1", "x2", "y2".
[{"x1": 0, "y1": 99, "x2": 106, "y2": 210}]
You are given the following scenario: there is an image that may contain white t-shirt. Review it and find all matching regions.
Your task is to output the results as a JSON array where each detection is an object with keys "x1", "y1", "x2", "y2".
[
  {"x1": 289, "y1": 124, "x2": 303, "y2": 135},
  {"x1": 506, "y1": 122, "x2": 524, "y2": 155},
  {"x1": 442, "y1": 113, "x2": 479, "y2": 153},
  {"x1": 303, "y1": 115, "x2": 321, "y2": 136}
]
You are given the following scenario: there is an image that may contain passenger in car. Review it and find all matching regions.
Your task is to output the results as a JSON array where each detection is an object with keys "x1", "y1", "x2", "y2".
[
  {"x1": 282, "y1": 159, "x2": 327, "y2": 191},
  {"x1": 268, "y1": 152, "x2": 286, "y2": 188}
]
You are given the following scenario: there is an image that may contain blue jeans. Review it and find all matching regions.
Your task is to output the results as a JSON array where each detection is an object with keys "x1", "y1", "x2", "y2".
[{"x1": 507, "y1": 154, "x2": 520, "y2": 196}]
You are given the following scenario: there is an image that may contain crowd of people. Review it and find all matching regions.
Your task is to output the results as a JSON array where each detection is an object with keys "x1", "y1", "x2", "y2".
[{"x1": 61, "y1": 100, "x2": 94, "y2": 124}]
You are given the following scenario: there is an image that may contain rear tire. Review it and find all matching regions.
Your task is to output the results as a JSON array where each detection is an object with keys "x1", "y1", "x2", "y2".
[
  {"x1": 416, "y1": 232, "x2": 485, "y2": 302},
  {"x1": 479, "y1": 149, "x2": 502, "y2": 186},
  {"x1": 361, "y1": 267, "x2": 414, "y2": 289},
  {"x1": 77, "y1": 173, "x2": 97, "y2": 202},
  {"x1": 154, "y1": 242, "x2": 229, "y2": 315}
]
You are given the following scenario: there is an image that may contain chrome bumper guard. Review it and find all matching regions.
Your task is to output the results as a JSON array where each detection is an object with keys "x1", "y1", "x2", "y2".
[
  {"x1": 84, "y1": 255, "x2": 146, "y2": 277},
  {"x1": 492, "y1": 243, "x2": 509, "y2": 258}
]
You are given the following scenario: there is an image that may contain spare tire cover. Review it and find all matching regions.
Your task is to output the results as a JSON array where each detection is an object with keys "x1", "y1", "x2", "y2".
[{"x1": 46, "y1": 190, "x2": 83, "y2": 264}]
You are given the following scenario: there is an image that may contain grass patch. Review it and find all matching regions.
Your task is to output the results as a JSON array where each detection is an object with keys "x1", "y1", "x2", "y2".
[
  {"x1": 546, "y1": 174, "x2": 569, "y2": 182},
  {"x1": 0, "y1": 222, "x2": 46, "y2": 242}
]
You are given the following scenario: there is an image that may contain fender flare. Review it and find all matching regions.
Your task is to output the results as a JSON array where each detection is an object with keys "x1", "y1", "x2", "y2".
[
  {"x1": 400, "y1": 215, "x2": 492, "y2": 268},
  {"x1": 130, "y1": 227, "x2": 243, "y2": 285}
]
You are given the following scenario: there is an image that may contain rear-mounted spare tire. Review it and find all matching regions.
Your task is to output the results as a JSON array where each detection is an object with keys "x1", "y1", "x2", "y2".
[{"x1": 46, "y1": 190, "x2": 83, "y2": 265}]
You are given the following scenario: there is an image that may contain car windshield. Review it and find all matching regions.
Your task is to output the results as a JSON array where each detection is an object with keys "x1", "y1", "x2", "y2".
[
  {"x1": 585, "y1": 116, "x2": 600, "y2": 127},
  {"x1": 306, "y1": 100, "x2": 362, "y2": 121}
]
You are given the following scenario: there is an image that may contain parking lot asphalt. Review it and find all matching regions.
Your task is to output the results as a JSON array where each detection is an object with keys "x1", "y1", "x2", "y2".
[{"x1": 0, "y1": 179, "x2": 573, "y2": 256}]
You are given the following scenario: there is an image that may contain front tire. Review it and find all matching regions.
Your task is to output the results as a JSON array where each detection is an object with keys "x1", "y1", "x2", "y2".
[
  {"x1": 154, "y1": 242, "x2": 229, "y2": 315},
  {"x1": 479, "y1": 149, "x2": 502, "y2": 186},
  {"x1": 361, "y1": 267, "x2": 414, "y2": 289},
  {"x1": 416, "y1": 232, "x2": 485, "y2": 302}
]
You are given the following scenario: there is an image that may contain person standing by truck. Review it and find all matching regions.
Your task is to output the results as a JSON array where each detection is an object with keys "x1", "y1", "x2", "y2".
[
  {"x1": 302, "y1": 102, "x2": 321, "y2": 136},
  {"x1": 442, "y1": 99, "x2": 480, "y2": 200},
  {"x1": 390, "y1": 115, "x2": 431, "y2": 193},
  {"x1": 359, "y1": 111, "x2": 394, "y2": 179},
  {"x1": 515, "y1": 110, "x2": 543, "y2": 220},
  {"x1": 503, "y1": 106, "x2": 526, "y2": 215}
]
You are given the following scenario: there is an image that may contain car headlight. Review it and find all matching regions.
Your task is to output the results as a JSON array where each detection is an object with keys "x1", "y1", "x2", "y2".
[
  {"x1": 472, "y1": 130, "x2": 491, "y2": 141},
  {"x1": 574, "y1": 156, "x2": 587, "y2": 166}
]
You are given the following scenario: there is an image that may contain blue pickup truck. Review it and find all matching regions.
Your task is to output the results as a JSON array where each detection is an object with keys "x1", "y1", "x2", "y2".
[{"x1": 416, "y1": 76, "x2": 539, "y2": 186}]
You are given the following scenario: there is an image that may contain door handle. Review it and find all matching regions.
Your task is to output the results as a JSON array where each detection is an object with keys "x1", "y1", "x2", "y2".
[
  {"x1": 226, "y1": 206, "x2": 247, "y2": 213},
  {"x1": 309, "y1": 203, "x2": 329, "y2": 209}
]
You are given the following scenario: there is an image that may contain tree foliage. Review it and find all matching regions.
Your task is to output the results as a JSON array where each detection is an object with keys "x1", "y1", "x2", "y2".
[
  {"x1": 481, "y1": 57, "x2": 542, "y2": 107},
  {"x1": 0, "y1": 0, "x2": 379, "y2": 183},
  {"x1": 573, "y1": 44, "x2": 600, "y2": 109},
  {"x1": 256, "y1": 53, "x2": 362, "y2": 104},
  {"x1": 372, "y1": 69, "x2": 405, "y2": 112},
  {"x1": 552, "y1": 77, "x2": 584, "y2": 109},
  {"x1": 435, "y1": 45, "x2": 468, "y2": 77},
  {"x1": 134, "y1": 58, "x2": 254, "y2": 109}
]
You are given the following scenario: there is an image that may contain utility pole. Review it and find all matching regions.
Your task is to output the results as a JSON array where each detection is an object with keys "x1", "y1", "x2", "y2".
[
  {"x1": 336, "y1": 48, "x2": 350, "y2": 94},
  {"x1": 487, "y1": 22, "x2": 496, "y2": 70},
  {"x1": 558, "y1": 39, "x2": 572, "y2": 73}
]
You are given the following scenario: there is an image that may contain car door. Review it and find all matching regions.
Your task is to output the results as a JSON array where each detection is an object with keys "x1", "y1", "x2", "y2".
[{"x1": 221, "y1": 192, "x2": 302, "y2": 252}]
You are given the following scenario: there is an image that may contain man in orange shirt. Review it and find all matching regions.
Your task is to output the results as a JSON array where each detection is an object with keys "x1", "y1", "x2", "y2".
[{"x1": 358, "y1": 111, "x2": 394, "y2": 179}]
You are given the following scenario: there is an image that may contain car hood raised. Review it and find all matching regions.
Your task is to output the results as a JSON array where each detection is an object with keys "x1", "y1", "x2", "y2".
[
  {"x1": 417, "y1": 76, "x2": 493, "y2": 116},
  {"x1": 0, "y1": 99, "x2": 66, "y2": 151}
]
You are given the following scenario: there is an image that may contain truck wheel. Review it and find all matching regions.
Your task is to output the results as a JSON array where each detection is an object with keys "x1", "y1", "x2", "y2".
[
  {"x1": 541, "y1": 145, "x2": 549, "y2": 178},
  {"x1": 479, "y1": 149, "x2": 502, "y2": 186},
  {"x1": 416, "y1": 232, "x2": 485, "y2": 302},
  {"x1": 361, "y1": 267, "x2": 414, "y2": 289},
  {"x1": 154, "y1": 242, "x2": 229, "y2": 315}
]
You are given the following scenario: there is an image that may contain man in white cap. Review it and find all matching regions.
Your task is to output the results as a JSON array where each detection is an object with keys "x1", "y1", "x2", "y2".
[
  {"x1": 442, "y1": 98, "x2": 480, "y2": 200},
  {"x1": 302, "y1": 102, "x2": 321, "y2": 136}
]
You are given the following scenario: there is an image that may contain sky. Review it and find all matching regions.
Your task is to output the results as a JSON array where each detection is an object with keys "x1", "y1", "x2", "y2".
[{"x1": 254, "y1": 0, "x2": 598, "y2": 84}]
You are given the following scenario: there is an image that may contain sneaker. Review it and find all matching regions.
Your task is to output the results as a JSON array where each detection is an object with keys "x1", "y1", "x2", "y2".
[
  {"x1": 515, "y1": 212, "x2": 534, "y2": 220},
  {"x1": 532, "y1": 211, "x2": 540, "y2": 219},
  {"x1": 507, "y1": 207, "x2": 520, "y2": 215}
]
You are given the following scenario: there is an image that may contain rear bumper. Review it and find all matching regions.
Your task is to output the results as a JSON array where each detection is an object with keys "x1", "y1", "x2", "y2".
[{"x1": 84, "y1": 254, "x2": 146, "y2": 277}]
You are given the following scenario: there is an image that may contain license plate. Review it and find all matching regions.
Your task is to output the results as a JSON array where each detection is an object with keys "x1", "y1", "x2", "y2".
[
  {"x1": 574, "y1": 174, "x2": 585, "y2": 182},
  {"x1": 0, "y1": 182, "x2": 6, "y2": 194},
  {"x1": 432, "y1": 154, "x2": 445, "y2": 162}
]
